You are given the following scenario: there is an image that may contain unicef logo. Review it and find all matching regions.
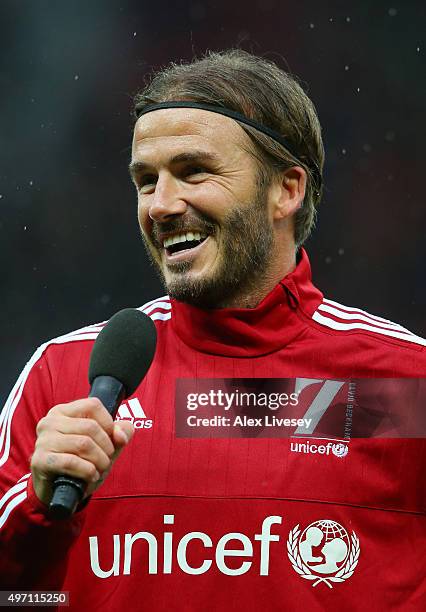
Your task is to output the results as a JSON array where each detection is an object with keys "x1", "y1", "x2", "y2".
[
  {"x1": 287, "y1": 519, "x2": 360, "y2": 588},
  {"x1": 332, "y1": 443, "x2": 349, "y2": 458}
]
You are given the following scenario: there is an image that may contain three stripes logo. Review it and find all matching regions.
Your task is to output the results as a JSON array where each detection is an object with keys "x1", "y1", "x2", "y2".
[{"x1": 115, "y1": 398, "x2": 153, "y2": 430}]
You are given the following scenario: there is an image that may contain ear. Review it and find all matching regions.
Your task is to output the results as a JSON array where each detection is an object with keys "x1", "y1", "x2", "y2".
[{"x1": 272, "y1": 166, "x2": 307, "y2": 220}]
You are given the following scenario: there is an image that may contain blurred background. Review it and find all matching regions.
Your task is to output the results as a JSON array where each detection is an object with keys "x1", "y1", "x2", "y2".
[{"x1": 1, "y1": 0, "x2": 425, "y2": 403}]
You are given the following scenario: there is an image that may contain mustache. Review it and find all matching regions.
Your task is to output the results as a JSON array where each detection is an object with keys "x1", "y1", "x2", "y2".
[{"x1": 150, "y1": 215, "x2": 216, "y2": 248}]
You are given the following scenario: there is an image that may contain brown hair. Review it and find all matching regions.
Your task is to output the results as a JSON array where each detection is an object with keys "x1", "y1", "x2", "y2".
[{"x1": 133, "y1": 49, "x2": 324, "y2": 247}]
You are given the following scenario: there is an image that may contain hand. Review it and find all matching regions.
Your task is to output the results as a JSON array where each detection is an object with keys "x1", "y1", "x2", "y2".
[{"x1": 30, "y1": 398, "x2": 134, "y2": 506}]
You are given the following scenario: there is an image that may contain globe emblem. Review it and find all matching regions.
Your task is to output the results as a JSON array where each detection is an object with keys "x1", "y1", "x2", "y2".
[
  {"x1": 298, "y1": 520, "x2": 350, "y2": 575},
  {"x1": 287, "y1": 518, "x2": 360, "y2": 587},
  {"x1": 332, "y1": 443, "x2": 349, "y2": 458}
]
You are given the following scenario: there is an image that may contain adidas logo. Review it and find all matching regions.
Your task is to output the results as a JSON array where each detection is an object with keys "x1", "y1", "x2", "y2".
[{"x1": 115, "y1": 398, "x2": 153, "y2": 429}]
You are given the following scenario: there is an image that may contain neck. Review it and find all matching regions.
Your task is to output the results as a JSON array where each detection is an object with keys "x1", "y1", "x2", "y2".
[
  {"x1": 169, "y1": 247, "x2": 322, "y2": 357},
  {"x1": 214, "y1": 247, "x2": 297, "y2": 309}
]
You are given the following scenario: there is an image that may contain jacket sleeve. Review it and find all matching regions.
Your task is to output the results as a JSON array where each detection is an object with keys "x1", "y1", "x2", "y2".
[{"x1": 0, "y1": 344, "x2": 87, "y2": 589}]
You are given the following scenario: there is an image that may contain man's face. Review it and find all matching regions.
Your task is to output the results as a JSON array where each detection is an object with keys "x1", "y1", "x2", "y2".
[{"x1": 131, "y1": 108, "x2": 277, "y2": 308}]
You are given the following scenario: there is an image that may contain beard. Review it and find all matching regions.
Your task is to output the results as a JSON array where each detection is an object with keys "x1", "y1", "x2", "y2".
[{"x1": 140, "y1": 186, "x2": 274, "y2": 309}]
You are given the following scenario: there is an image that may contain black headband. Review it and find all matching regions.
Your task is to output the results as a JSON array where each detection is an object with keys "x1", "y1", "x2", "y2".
[{"x1": 135, "y1": 101, "x2": 321, "y2": 190}]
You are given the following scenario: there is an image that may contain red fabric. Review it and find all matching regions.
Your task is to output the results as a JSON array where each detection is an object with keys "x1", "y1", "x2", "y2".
[{"x1": 1, "y1": 249, "x2": 425, "y2": 611}]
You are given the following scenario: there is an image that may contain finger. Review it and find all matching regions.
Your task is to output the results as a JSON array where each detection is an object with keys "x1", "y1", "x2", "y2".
[
  {"x1": 44, "y1": 398, "x2": 115, "y2": 434},
  {"x1": 98, "y1": 423, "x2": 135, "y2": 472},
  {"x1": 88, "y1": 423, "x2": 135, "y2": 492},
  {"x1": 31, "y1": 449, "x2": 101, "y2": 484},
  {"x1": 111, "y1": 421, "x2": 135, "y2": 449},
  {"x1": 37, "y1": 414, "x2": 115, "y2": 458},
  {"x1": 35, "y1": 431, "x2": 113, "y2": 474},
  {"x1": 80, "y1": 423, "x2": 135, "y2": 498}
]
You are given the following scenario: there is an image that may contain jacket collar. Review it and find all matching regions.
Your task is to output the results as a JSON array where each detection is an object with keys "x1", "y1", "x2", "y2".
[{"x1": 170, "y1": 248, "x2": 323, "y2": 357}]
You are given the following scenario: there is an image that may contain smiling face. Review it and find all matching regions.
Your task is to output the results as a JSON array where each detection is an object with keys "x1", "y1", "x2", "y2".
[{"x1": 130, "y1": 108, "x2": 300, "y2": 308}]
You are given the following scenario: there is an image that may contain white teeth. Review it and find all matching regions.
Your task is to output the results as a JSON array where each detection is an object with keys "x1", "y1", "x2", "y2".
[{"x1": 163, "y1": 232, "x2": 207, "y2": 249}]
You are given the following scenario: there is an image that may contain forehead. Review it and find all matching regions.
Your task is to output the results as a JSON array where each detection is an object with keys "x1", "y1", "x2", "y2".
[{"x1": 132, "y1": 108, "x2": 251, "y2": 160}]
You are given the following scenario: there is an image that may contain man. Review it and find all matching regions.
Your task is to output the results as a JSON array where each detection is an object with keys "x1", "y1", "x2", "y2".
[{"x1": 1, "y1": 50, "x2": 425, "y2": 611}]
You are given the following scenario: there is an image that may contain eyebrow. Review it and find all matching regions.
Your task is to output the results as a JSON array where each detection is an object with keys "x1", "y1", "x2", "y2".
[{"x1": 128, "y1": 151, "x2": 221, "y2": 180}]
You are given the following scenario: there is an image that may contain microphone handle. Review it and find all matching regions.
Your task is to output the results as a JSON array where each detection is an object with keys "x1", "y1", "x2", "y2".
[{"x1": 48, "y1": 377, "x2": 125, "y2": 520}]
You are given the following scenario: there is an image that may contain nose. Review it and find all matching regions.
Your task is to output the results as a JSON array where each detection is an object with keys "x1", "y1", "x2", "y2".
[{"x1": 147, "y1": 172, "x2": 188, "y2": 223}]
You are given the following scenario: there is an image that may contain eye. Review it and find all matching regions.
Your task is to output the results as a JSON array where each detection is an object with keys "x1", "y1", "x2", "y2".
[
  {"x1": 184, "y1": 166, "x2": 209, "y2": 180},
  {"x1": 138, "y1": 174, "x2": 157, "y2": 193}
]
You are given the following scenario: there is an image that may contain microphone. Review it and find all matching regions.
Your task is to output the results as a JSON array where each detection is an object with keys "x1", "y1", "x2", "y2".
[{"x1": 48, "y1": 308, "x2": 157, "y2": 520}]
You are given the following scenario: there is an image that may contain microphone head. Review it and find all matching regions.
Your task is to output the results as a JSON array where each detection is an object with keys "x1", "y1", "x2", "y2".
[{"x1": 88, "y1": 308, "x2": 157, "y2": 397}]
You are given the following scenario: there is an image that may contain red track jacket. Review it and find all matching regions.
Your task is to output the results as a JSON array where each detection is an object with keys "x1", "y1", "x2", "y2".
[{"x1": 1, "y1": 250, "x2": 425, "y2": 611}]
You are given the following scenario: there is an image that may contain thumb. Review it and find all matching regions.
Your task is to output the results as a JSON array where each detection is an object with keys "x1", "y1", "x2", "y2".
[
  {"x1": 112, "y1": 421, "x2": 135, "y2": 450},
  {"x1": 85, "y1": 421, "x2": 135, "y2": 498}
]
